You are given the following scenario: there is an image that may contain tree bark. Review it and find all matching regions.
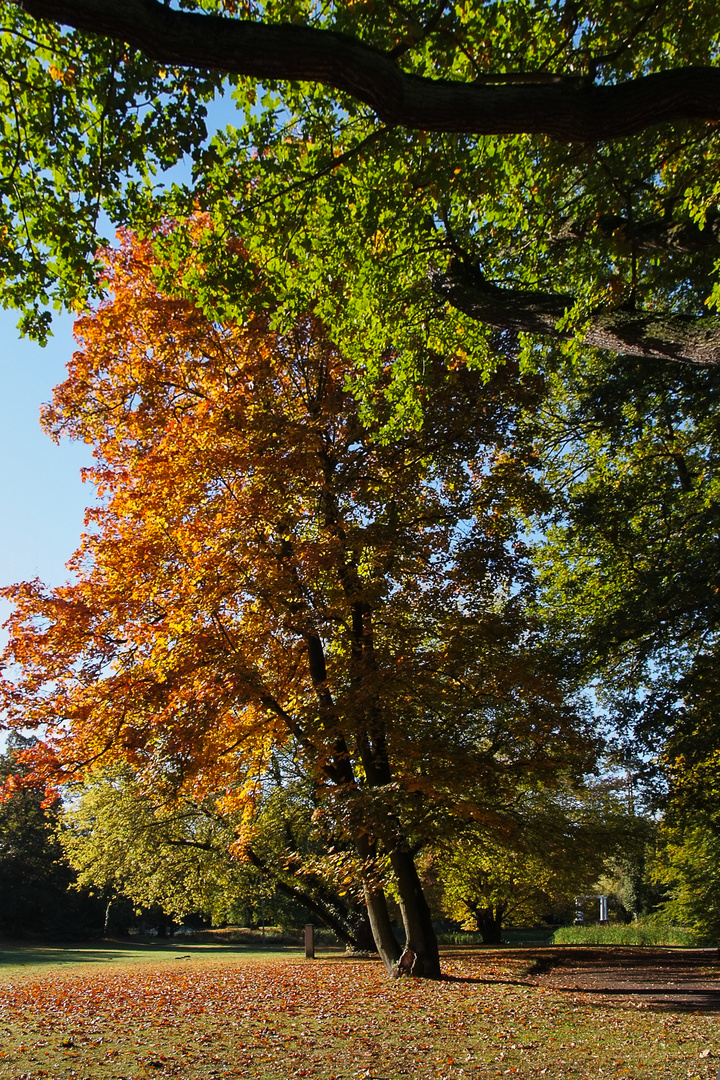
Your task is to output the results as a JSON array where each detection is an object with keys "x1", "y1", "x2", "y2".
[
  {"x1": 363, "y1": 884, "x2": 403, "y2": 970},
  {"x1": 356, "y1": 833, "x2": 403, "y2": 972},
  {"x1": 389, "y1": 847, "x2": 441, "y2": 978},
  {"x1": 245, "y1": 845, "x2": 369, "y2": 951},
  {"x1": 16, "y1": 1, "x2": 720, "y2": 139},
  {"x1": 432, "y1": 263, "x2": 720, "y2": 366},
  {"x1": 552, "y1": 213, "x2": 720, "y2": 255},
  {"x1": 156, "y1": 910, "x2": 172, "y2": 938}
]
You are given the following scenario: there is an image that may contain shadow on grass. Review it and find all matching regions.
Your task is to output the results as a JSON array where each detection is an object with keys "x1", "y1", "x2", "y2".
[
  {"x1": 546, "y1": 981, "x2": 720, "y2": 1013},
  {"x1": 0, "y1": 938, "x2": 306, "y2": 973}
]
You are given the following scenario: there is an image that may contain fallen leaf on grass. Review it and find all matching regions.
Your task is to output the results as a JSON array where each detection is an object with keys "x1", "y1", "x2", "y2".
[{"x1": 1, "y1": 955, "x2": 718, "y2": 1080}]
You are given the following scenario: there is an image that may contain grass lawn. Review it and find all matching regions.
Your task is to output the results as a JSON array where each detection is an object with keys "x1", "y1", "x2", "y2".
[
  {"x1": 0, "y1": 943, "x2": 717, "y2": 1079},
  {"x1": 0, "y1": 937, "x2": 305, "y2": 976}
]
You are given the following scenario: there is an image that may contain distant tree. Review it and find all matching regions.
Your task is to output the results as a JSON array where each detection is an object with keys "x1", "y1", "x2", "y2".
[
  {"x1": 60, "y1": 766, "x2": 250, "y2": 932},
  {"x1": 436, "y1": 784, "x2": 632, "y2": 942},
  {"x1": 650, "y1": 823, "x2": 720, "y2": 941},
  {"x1": 0, "y1": 735, "x2": 101, "y2": 937},
  {"x1": 514, "y1": 339, "x2": 720, "y2": 952},
  {"x1": 440, "y1": 836, "x2": 563, "y2": 944},
  {"x1": 61, "y1": 765, "x2": 376, "y2": 949},
  {"x1": 644, "y1": 661, "x2": 720, "y2": 940}
]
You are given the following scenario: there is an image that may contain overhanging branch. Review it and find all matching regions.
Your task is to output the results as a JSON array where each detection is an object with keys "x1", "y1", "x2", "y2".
[
  {"x1": 245, "y1": 845, "x2": 360, "y2": 948},
  {"x1": 15, "y1": 0, "x2": 720, "y2": 138},
  {"x1": 432, "y1": 263, "x2": 720, "y2": 366}
]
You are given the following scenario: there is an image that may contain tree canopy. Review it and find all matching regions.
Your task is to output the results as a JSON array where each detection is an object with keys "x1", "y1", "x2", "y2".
[
  {"x1": 0, "y1": 231, "x2": 597, "y2": 974},
  {"x1": 529, "y1": 341, "x2": 720, "y2": 772},
  {"x1": 2, "y1": 0, "x2": 719, "y2": 388},
  {"x1": 59, "y1": 766, "x2": 258, "y2": 928}
]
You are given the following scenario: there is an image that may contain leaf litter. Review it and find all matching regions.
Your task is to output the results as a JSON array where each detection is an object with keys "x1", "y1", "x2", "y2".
[{"x1": 0, "y1": 952, "x2": 718, "y2": 1079}]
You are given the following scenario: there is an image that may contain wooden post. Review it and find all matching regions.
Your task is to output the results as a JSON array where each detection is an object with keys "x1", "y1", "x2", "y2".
[{"x1": 304, "y1": 923, "x2": 315, "y2": 959}]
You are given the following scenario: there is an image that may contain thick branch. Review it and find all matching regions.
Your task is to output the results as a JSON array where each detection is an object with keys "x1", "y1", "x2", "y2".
[
  {"x1": 245, "y1": 845, "x2": 360, "y2": 948},
  {"x1": 15, "y1": 0, "x2": 720, "y2": 138},
  {"x1": 305, "y1": 632, "x2": 328, "y2": 689},
  {"x1": 163, "y1": 836, "x2": 216, "y2": 852},
  {"x1": 432, "y1": 263, "x2": 720, "y2": 366},
  {"x1": 552, "y1": 213, "x2": 720, "y2": 254}
]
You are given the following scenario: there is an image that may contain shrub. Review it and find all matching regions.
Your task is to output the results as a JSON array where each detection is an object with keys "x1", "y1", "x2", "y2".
[{"x1": 551, "y1": 924, "x2": 705, "y2": 946}]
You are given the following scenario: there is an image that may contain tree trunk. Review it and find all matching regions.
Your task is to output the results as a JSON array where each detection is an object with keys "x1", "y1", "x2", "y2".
[
  {"x1": 349, "y1": 909, "x2": 377, "y2": 953},
  {"x1": 432, "y1": 263, "x2": 720, "y2": 366},
  {"x1": 356, "y1": 834, "x2": 402, "y2": 972},
  {"x1": 156, "y1": 910, "x2": 171, "y2": 938},
  {"x1": 17, "y1": 2, "x2": 720, "y2": 139},
  {"x1": 364, "y1": 883, "x2": 403, "y2": 971},
  {"x1": 389, "y1": 847, "x2": 441, "y2": 979},
  {"x1": 471, "y1": 902, "x2": 505, "y2": 945}
]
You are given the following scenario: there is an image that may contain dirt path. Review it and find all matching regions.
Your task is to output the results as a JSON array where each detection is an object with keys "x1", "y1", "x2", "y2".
[{"x1": 510, "y1": 946, "x2": 720, "y2": 1011}]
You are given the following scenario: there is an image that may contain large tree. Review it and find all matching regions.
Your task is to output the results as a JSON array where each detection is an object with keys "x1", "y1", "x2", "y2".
[
  {"x1": 1, "y1": 0, "x2": 718, "y2": 382},
  {"x1": 1, "y1": 231, "x2": 594, "y2": 976},
  {"x1": 517, "y1": 309, "x2": 720, "y2": 870}
]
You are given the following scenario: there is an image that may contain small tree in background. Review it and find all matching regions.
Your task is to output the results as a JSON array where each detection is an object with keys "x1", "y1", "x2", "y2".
[
  {"x1": 440, "y1": 837, "x2": 564, "y2": 944},
  {"x1": 61, "y1": 764, "x2": 376, "y2": 949},
  {"x1": 437, "y1": 784, "x2": 636, "y2": 942},
  {"x1": 60, "y1": 766, "x2": 254, "y2": 932}
]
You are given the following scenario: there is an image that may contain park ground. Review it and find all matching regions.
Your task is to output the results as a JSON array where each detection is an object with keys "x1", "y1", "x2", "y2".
[{"x1": 0, "y1": 942, "x2": 718, "y2": 1079}]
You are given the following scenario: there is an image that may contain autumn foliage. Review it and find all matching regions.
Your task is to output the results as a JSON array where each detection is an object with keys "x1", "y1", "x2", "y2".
[{"x1": 1, "y1": 231, "x2": 594, "y2": 976}]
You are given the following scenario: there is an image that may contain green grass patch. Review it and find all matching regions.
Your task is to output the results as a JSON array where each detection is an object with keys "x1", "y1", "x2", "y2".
[
  {"x1": 552, "y1": 923, "x2": 707, "y2": 947},
  {"x1": 0, "y1": 948, "x2": 717, "y2": 1079},
  {"x1": 0, "y1": 938, "x2": 306, "y2": 979}
]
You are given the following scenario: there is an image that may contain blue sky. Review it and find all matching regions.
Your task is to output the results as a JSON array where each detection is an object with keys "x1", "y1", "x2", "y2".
[
  {"x1": 0, "y1": 309, "x2": 93, "y2": 747},
  {"x1": 0, "y1": 309, "x2": 94, "y2": 613}
]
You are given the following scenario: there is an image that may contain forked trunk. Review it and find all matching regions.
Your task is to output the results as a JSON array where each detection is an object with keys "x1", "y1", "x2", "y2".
[
  {"x1": 357, "y1": 831, "x2": 441, "y2": 978},
  {"x1": 389, "y1": 847, "x2": 442, "y2": 979}
]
